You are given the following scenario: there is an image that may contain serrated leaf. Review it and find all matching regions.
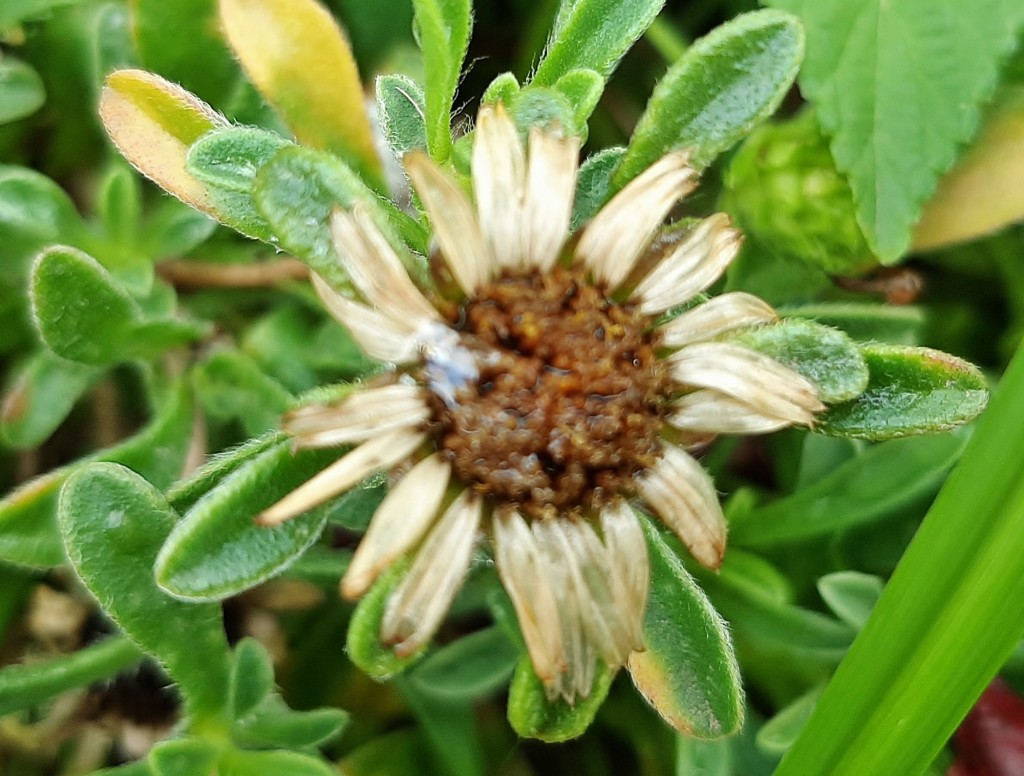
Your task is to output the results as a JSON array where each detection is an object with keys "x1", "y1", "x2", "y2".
[
  {"x1": 532, "y1": 0, "x2": 664, "y2": 87},
  {"x1": 59, "y1": 463, "x2": 232, "y2": 721},
  {"x1": 1, "y1": 350, "x2": 101, "y2": 448},
  {"x1": 817, "y1": 571, "x2": 884, "y2": 630},
  {"x1": 148, "y1": 738, "x2": 221, "y2": 776},
  {"x1": 628, "y1": 517, "x2": 743, "y2": 738},
  {"x1": 375, "y1": 74, "x2": 428, "y2": 158},
  {"x1": 0, "y1": 57, "x2": 45, "y2": 124},
  {"x1": 614, "y1": 10, "x2": 804, "y2": 184},
  {"x1": 0, "y1": 636, "x2": 142, "y2": 716},
  {"x1": 571, "y1": 147, "x2": 626, "y2": 230},
  {"x1": 765, "y1": 0, "x2": 1024, "y2": 261},
  {"x1": 230, "y1": 637, "x2": 276, "y2": 719},
  {"x1": 219, "y1": 0, "x2": 382, "y2": 186},
  {"x1": 155, "y1": 440, "x2": 338, "y2": 601},
  {"x1": 506, "y1": 656, "x2": 615, "y2": 742},
  {"x1": 409, "y1": 626, "x2": 519, "y2": 700},
  {"x1": 411, "y1": 0, "x2": 470, "y2": 161},
  {"x1": 347, "y1": 560, "x2": 425, "y2": 680},
  {"x1": 819, "y1": 345, "x2": 989, "y2": 440},
  {"x1": 730, "y1": 318, "x2": 869, "y2": 404},
  {"x1": 217, "y1": 749, "x2": 336, "y2": 776},
  {"x1": 236, "y1": 706, "x2": 348, "y2": 748},
  {"x1": 730, "y1": 432, "x2": 968, "y2": 547}
]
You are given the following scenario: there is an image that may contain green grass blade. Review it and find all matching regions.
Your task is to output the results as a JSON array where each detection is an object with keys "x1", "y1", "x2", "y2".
[{"x1": 774, "y1": 344, "x2": 1024, "y2": 775}]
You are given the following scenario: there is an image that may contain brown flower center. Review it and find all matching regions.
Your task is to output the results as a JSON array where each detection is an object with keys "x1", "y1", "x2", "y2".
[{"x1": 422, "y1": 266, "x2": 669, "y2": 519}]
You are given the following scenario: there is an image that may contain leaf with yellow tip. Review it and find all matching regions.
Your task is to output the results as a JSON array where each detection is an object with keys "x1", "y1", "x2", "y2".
[
  {"x1": 219, "y1": 0, "x2": 383, "y2": 188},
  {"x1": 99, "y1": 69, "x2": 226, "y2": 216},
  {"x1": 912, "y1": 87, "x2": 1024, "y2": 252}
]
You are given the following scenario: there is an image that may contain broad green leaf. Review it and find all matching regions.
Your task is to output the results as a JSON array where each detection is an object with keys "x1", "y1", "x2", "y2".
[
  {"x1": 132, "y1": 0, "x2": 239, "y2": 107},
  {"x1": 571, "y1": 147, "x2": 625, "y2": 229},
  {"x1": 765, "y1": 0, "x2": 1024, "y2": 261},
  {"x1": 59, "y1": 463, "x2": 231, "y2": 722},
  {"x1": 411, "y1": 0, "x2": 471, "y2": 161},
  {"x1": 730, "y1": 318, "x2": 868, "y2": 404},
  {"x1": 219, "y1": 0, "x2": 382, "y2": 186},
  {"x1": 1, "y1": 350, "x2": 101, "y2": 448},
  {"x1": 819, "y1": 345, "x2": 989, "y2": 440},
  {"x1": 817, "y1": 571, "x2": 884, "y2": 631},
  {"x1": 506, "y1": 656, "x2": 614, "y2": 742},
  {"x1": 773, "y1": 335, "x2": 1024, "y2": 776},
  {"x1": 408, "y1": 626, "x2": 519, "y2": 700},
  {"x1": 614, "y1": 10, "x2": 804, "y2": 185},
  {"x1": 779, "y1": 303, "x2": 925, "y2": 345},
  {"x1": 230, "y1": 638, "x2": 275, "y2": 719},
  {"x1": 155, "y1": 441, "x2": 339, "y2": 601},
  {"x1": 0, "y1": 57, "x2": 45, "y2": 124},
  {"x1": 148, "y1": 738, "x2": 221, "y2": 776},
  {"x1": 731, "y1": 432, "x2": 967, "y2": 547},
  {"x1": 375, "y1": 74, "x2": 428, "y2": 157},
  {"x1": 0, "y1": 635, "x2": 142, "y2": 716},
  {"x1": 217, "y1": 748, "x2": 336, "y2": 776},
  {"x1": 235, "y1": 706, "x2": 348, "y2": 748},
  {"x1": 532, "y1": 0, "x2": 664, "y2": 87},
  {"x1": 0, "y1": 165, "x2": 86, "y2": 267},
  {"x1": 913, "y1": 87, "x2": 1024, "y2": 251},
  {"x1": 347, "y1": 561, "x2": 425, "y2": 680},
  {"x1": 628, "y1": 518, "x2": 743, "y2": 738},
  {"x1": 756, "y1": 684, "x2": 823, "y2": 756},
  {"x1": 99, "y1": 69, "x2": 227, "y2": 218},
  {"x1": 194, "y1": 348, "x2": 294, "y2": 436}
]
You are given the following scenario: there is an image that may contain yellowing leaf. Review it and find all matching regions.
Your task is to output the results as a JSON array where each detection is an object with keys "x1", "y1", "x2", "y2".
[
  {"x1": 99, "y1": 69, "x2": 226, "y2": 215},
  {"x1": 219, "y1": 0, "x2": 382, "y2": 185}
]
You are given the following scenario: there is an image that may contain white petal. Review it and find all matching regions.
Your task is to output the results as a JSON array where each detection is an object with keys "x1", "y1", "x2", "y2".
[
  {"x1": 472, "y1": 104, "x2": 525, "y2": 271},
  {"x1": 575, "y1": 153, "x2": 696, "y2": 290},
  {"x1": 380, "y1": 489, "x2": 482, "y2": 656},
  {"x1": 406, "y1": 151, "x2": 492, "y2": 294},
  {"x1": 669, "y1": 389, "x2": 795, "y2": 435},
  {"x1": 329, "y1": 206, "x2": 439, "y2": 325},
  {"x1": 633, "y1": 213, "x2": 742, "y2": 315},
  {"x1": 637, "y1": 444, "x2": 727, "y2": 569},
  {"x1": 523, "y1": 127, "x2": 579, "y2": 271},
  {"x1": 257, "y1": 428, "x2": 425, "y2": 526},
  {"x1": 341, "y1": 454, "x2": 451, "y2": 599},
  {"x1": 311, "y1": 273, "x2": 420, "y2": 363},
  {"x1": 670, "y1": 341, "x2": 824, "y2": 425},
  {"x1": 285, "y1": 384, "x2": 430, "y2": 448},
  {"x1": 658, "y1": 292, "x2": 778, "y2": 349},
  {"x1": 599, "y1": 500, "x2": 649, "y2": 649},
  {"x1": 493, "y1": 508, "x2": 566, "y2": 685}
]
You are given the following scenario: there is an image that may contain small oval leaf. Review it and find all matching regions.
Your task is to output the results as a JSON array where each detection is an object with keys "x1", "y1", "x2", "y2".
[
  {"x1": 0, "y1": 57, "x2": 46, "y2": 124},
  {"x1": 230, "y1": 637, "x2": 276, "y2": 719},
  {"x1": 375, "y1": 74, "x2": 428, "y2": 158},
  {"x1": 817, "y1": 571, "x2": 884, "y2": 630}
]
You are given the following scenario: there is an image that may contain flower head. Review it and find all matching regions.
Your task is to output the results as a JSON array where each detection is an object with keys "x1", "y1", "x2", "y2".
[{"x1": 259, "y1": 105, "x2": 823, "y2": 702}]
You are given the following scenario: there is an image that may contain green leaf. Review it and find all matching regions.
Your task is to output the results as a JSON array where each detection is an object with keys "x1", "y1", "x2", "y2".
[
  {"x1": 509, "y1": 86, "x2": 581, "y2": 137},
  {"x1": 779, "y1": 303, "x2": 925, "y2": 345},
  {"x1": 375, "y1": 74, "x2": 428, "y2": 157},
  {"x1": 571, "y1": 147, "x2": 626, "y2": 230},
  {"x1": 347, "y1": 561, "x2": 425, "y2": 680},
  {"x1": 730, "y1": 432, "x2": 967, "y2": 547},
  {"x1": 97, "y1": 163, "x2": 143, "y2": 258},
  {"x1": 614, "y1": 10, "x2": 804, "y2": 185},
  {"x1": 506, "y1": 656, "x2": 615, "y2": 742},
  {"x1": 399, "y1": 682, "x2": 484, "y2": 776},
  {"x1": 141, "y1": 199, "x2": 216, "y2": 259},
  {"x1": 532, "y1": 0, "x2": 664, "y2": 87},
  {"x1": 730, "y1": 318, "x2": 869, "y2": 404},
  {"x1": 481, "y1": 72, "x2": 520, "y2": 107},
  {"x1": 133, "y1": 0, "x2": 239, "y2": 107},
  {"x1": 817, "y1": 571, "x2": 884, "y2": 631},
  {"x1": 0, "y1": 636, "x2": 142, "y2": 716},
  {"x1": 235, "y1": 706, "x2": 348, "y2": 748},
  {"x1": 1, "y1": 351, "x2": 101, "y2": 448},
  {"x1": 756, "y1": 684, "x2": 823, "y2": 756},
  {"x1": 230, "y1": 638, "x2": 275, "y2": 719},
  {"x1": 194, "y1": 348, "x2": 294, "y2": 436},
  {"x1": 411, "y1": 0, "x2": 471, "y2": 161},
  {"x1": 627, "y1": 518, "x2": 743, "y2": 738},
  {"x1": 148, "y1": 738, "x2": 221, "y2": 776},
  {"x1": 217, "y1": 749, "x2": 336, "y2": 776},
  {"x1": 552, "y1": 68, "x2": 604, "y2": 130},
  {"x1": 59, "y1": 463, "x2": 232, "y2": 723},
  {"x1": 408, "y1": 626, "x2": 519, "y2": 700},
  {"x1": 764, "y1": 0, "x2": 1024, "y2": 260},
  {"x1": 0, "y1": 57, "x2": 45, "y2": 124},
  {"x1": 675, "y1": 735, "x2": 733, "y2": 776},
  {"x1": 0, "y1": 165, "x2": 86, "y2": 266},
  {"x1": 0, "y1": 0, "x2": 76, "y2": 27},
  {"x1": 819, "y1": 345, "x2": 989, "y2": 440},
  {"x1": 155, "y1": 440, "x2": 338, "y2": 601}
]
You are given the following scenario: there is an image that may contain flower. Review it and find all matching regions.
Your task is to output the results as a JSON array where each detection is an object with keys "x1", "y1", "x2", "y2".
[{"x1": 258, "y1": 105, "x2": 823, "y2": 703}]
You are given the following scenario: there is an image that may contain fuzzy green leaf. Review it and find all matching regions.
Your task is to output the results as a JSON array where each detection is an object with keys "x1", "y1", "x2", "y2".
[
  {"x1": 148, "y1": 738, "x2": 221, "y2": 776},
  {"x1": 236, "y1": 706, "x2": 348, "y2": 748},
  {"x1": 59, "y1": 463, "x2": 232, "y2": 722},
  {"x1": 411, "y1": 0, "x2": 471, "y2": 161},
  {"x1": 375, "y1": 74, "x2": 428, "y2": 157},
  {"x1": 506, "y1": 656, "x2": 615, "y2": 742},
  {"x1": 780, "y1": 303, "x2": 925, "y2": 346},
  {"x1": 628, "y1": 518, "x2": 743, "y2": 738},
  {"x1": 409, "y1": 626, "x2": 519, "y2": 700},
  {"x1": 817, "y1": 571, "x2": 884, "y2": 631},
  {"x1": 347, "y1": 561, "x2": 425, "y2": 680},
  {"x1": 532, "y1": 0, "x2": 664, "y2": 87},
  {"x1": 0, "y1": 636, "x2": 142, "y2": 716},
  {"x1": 230, "y1": 638, "x2": 276, "y2": 720},
  {"x1": 730, "y1": 318, "x2": 869, "y2": 404},
  {"x1": 614, "y1": 10, "x2": 804, "y2": 185},
  {"x1": 0, "y1": 57, "x2": 45, "y2": 124},
  {"x1": 819, "y1": 345, "x2": 989, "y2": 440},
  {"x1": 155, "y1": 441, "x2": 339, "y2": 601},
  {"x1": 765, "y1": 0, "x2": 1024, "y2": 260},
  {"x1": 571, "y1": 147, "x2": 626, "y2": 229},
  {"x1": 552, "y1": 68, "x2": 604, "y2": 130}
]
